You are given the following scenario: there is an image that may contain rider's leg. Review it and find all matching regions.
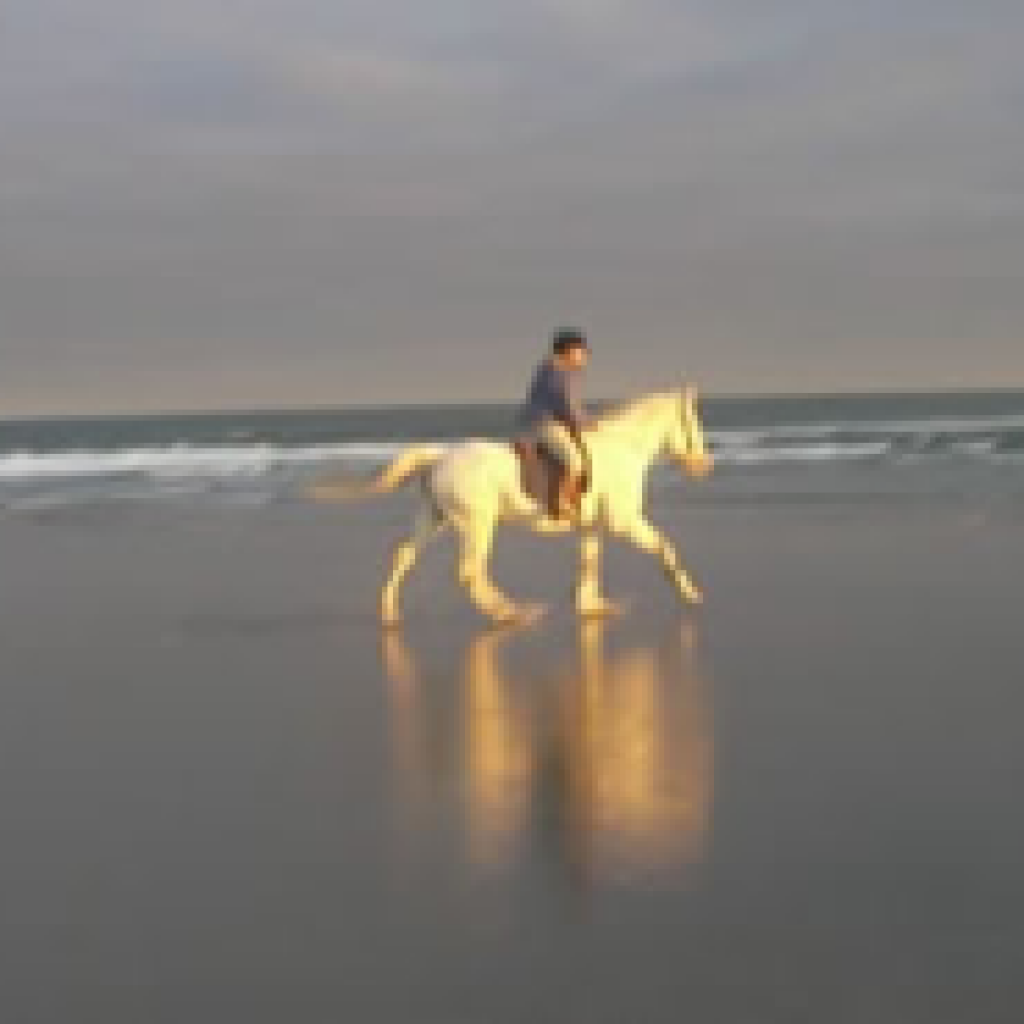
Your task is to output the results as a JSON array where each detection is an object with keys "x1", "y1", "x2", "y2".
[
  {"x1": 559, "y1": 430, "x2": 585, "y2": 518},
  {"x1": 537, "y1": 420, "x2": 584, "y2": 519}
]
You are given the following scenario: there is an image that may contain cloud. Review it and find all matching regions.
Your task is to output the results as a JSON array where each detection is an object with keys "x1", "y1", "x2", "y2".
[
  {"x1": 277, "y1": 50, "x2": 463, "y2": 103},
  {"x1": 1, "y1": 0, "x2": 1023, "y2": 411}
]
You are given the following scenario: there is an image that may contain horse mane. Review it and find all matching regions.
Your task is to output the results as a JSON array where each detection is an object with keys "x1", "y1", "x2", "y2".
[{"x1": 592, "y1": 389, "x2": 679, "y2": 437}]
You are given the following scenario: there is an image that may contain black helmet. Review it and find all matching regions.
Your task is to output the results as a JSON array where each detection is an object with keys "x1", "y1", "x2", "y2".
[{"x1": 552, "y1": 326, "x2": 589, "y2": 354}]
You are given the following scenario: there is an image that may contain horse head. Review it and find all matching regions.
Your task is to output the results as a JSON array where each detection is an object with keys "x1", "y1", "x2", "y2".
[{"x1": 668, "y1": 386, "x2": 714, "y2": 478}]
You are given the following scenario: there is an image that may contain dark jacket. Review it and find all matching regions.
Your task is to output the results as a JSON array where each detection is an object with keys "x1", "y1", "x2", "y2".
[{"x1": 519, "y1": 357, "x2": 588, "y2": 435}]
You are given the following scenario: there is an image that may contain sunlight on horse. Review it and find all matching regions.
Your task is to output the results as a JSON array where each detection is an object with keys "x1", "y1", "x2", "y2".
[{"x1": 311, "y1": 386, "x2": 713, "y2": 624}]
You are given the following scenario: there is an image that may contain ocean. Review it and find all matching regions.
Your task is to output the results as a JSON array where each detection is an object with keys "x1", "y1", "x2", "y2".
[{"x1": 2, "y1": 389, "x2": 1023, "y2": 511}]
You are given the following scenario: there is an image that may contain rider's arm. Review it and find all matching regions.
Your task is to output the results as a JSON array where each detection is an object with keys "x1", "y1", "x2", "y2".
[{"x1": 561, "y1": 372, "x2": 590, "y2": 440}]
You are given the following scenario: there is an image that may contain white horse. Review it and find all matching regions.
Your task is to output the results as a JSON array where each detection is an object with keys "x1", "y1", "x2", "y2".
[{"x1": 310, "y1": 386, "x2": 713, "y2": 624}]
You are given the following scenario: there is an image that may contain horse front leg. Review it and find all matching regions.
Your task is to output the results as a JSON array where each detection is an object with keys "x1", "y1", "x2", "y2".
[
  {"x1": 574, "y1": 529, "x2": 625, "y2": 617},
  {"x1": 619, "y1": 516, "x2": 703, "y2": 605},
  {"x1": 456, "y1": 516, "x2": 546, "y2": 625}
]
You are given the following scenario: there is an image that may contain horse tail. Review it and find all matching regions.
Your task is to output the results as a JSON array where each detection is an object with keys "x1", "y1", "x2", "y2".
[
  {"x1": 307, "y1": 444, "x2": 447, "y2": 503},
  {"x1": 367, "y1": 445, "x2": 447, "y2": 495}
]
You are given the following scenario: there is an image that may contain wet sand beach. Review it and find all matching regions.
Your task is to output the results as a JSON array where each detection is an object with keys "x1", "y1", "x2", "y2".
[{"x1": 2, "y1": 478, "x2": 1023, "y2": 1022}]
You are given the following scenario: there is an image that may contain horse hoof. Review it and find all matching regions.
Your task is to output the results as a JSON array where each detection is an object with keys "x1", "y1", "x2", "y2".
[
  {"x1": 578, "y1": 599, "x2": 629, "y2": 619},
  {"x1": 504, "y1": 603, "x2": 547, "y2": 625}
]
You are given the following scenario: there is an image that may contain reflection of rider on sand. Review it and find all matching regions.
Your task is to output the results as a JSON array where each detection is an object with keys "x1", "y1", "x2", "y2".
[{"x1": 518, "y1": 327, "x2": 592, "y2": 520}]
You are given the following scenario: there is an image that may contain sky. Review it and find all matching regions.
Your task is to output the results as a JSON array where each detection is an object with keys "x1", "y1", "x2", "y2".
[{"x1": 1, "y1": 0, "x2": 1022, "y2": 414}]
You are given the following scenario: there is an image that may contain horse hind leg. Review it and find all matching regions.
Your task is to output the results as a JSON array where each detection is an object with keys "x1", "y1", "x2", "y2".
[
  {"x1": 454, "y1": 515, "x2": 546, "y2": 625},
  {"x1": 380, "y1": 506, "x2": 447, "y2": 625}
]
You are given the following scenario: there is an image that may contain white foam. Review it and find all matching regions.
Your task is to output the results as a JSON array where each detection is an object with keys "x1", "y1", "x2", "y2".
[
  {"x1": 1, "y1": 409, "x2": 1021, "y2": 489},
  {"x1": 710, "y1": 411, "x2": 1024, "y2": 446},
  {"x1": 0, "y1": 441, "x2": 409, "y2": 482},
  {"x1": 950, "y1": 438, "x2": 997, "y2": 457},
  {"x1": 714, "y1": 442, "x2": 892, "y2": 465}
]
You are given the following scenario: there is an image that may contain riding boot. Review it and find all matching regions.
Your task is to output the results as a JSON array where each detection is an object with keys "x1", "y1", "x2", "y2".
[
  {"x1": 547, "y1": 474, "x2": 564, "y2": 519},
  {"x1": 557, "y1": 473, "x2": 579, "y2": 519}
]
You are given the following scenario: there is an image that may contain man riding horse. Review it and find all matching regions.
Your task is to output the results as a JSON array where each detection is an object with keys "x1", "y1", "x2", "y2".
[
  {"x1": 519, "y1": 327, "x2": 592, "y2": 520},
  {"x1": 308, "y1": 340, "x2": 713, "y2": 624}
]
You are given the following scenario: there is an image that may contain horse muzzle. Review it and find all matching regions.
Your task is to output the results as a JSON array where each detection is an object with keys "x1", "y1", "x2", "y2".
[{"x1": 680, "y1": 454, "x2": 714, "y2": 478}]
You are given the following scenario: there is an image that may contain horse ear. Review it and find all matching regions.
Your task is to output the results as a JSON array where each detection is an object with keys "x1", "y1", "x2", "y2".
[{"x1": 680, "y1": 384, "x2": 699, "y2": 415}]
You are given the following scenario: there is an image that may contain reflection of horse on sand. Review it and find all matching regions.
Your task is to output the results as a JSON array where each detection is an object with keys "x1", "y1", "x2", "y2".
[
  {"x1": 381, "y1": 619, "x2": 713, "y2": 884},
  {"x1": 312, "y1": 387, "x2": 713, "y2": 624}
]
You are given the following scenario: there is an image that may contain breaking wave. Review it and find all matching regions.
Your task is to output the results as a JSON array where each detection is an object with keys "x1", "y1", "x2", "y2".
[
  {"x1": 1, "y1": 405, "x2": 1022, "y2": 509},
  {"x1": 0, "y1": 442, "x2": 407, "y2": 482}
]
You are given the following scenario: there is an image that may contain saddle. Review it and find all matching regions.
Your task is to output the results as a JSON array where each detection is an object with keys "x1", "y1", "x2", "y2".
[{"x1": 512, "y1": 438, "x2": 590, "y2": 519}]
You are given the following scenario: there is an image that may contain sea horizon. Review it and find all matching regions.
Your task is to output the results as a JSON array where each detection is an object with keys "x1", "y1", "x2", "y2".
[{"x1": 4, "y1": 382, "x2": 1024, "y2": 425}]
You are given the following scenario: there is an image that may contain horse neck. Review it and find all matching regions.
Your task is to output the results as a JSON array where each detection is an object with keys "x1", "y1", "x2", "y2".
[{"x1": 599, "y1": 395, "x2": 676, "y2": 466}]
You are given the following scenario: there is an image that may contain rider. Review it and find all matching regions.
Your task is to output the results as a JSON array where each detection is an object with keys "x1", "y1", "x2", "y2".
[{"x1": 519, "y1": 327, "x2": 592, "y2": 519}]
